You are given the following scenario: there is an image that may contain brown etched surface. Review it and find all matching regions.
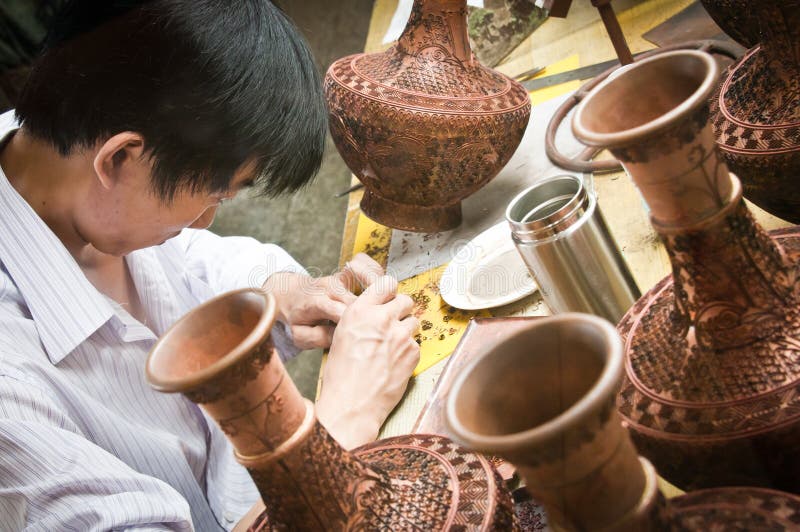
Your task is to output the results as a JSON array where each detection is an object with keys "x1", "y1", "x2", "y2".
[
  {"x1": 617, "y1": 216, "x2": 800, "y2": 491},
  {"x1": 699, "y1": 0, "x2": 758, "y2": 47},
  {"x1": 667, "y1": 487, "x2": 800, "y2": 530},
  {"x1": 613, "y1": 106, "x2": 709, "y2": 164},
  {"x1": 248, "y1": 424, "x2": 518, "y2": 531},
  {"x1": 183, "y1": 337, "x2": 274, "y2": 405},
  {"x1": 324, "y1": 0, "x2": 531, "y2": 232},
  {"x1": 148, "y1": 289, "x2": 518, "y2": 531},
  {"x1": 708, "y1": 1, "x2": 800, "y2": 222}
]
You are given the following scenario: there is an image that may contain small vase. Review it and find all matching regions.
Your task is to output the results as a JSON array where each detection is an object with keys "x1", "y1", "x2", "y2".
[
  {"x1": 572, "y1": 50, "x2": 800, "y2": 492},
  {"x1": 706, "y1": 0, "x2": 800, "y2": 223},
  {"x1": 146, "y1": 289, "x2": 517, "y2": 531},
  {"x1": 444, "y1": 314, "x2": 800, "y2": 530},
  {"x1": 324, "y1": 0, "x2": 531, "y2": 233}
]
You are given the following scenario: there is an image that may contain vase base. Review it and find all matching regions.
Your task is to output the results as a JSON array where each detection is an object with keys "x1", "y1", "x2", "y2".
[{"x1": 361, "y1": 190, "x2": 462, "y2": 233}]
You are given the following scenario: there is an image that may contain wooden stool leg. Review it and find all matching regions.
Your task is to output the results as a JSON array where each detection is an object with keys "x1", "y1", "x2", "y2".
[{"x1": 592, "y1": 0, "x2": 634, "y2": 64}]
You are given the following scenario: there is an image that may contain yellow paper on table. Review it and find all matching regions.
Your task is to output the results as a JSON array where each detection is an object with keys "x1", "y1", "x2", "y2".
[
  {"x1": 351, "y1": 210, "x2": 392, "y2": 268},
  {"x1": 528, "y1": 54, "x2": 581, "y2": 106},
  {"x1": 398, "y1": 265, "x2": 490, "y2": 376}
]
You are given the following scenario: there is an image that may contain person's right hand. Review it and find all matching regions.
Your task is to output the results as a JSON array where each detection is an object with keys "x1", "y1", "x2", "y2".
[{"x1": 316, "y1": 275, "x2": 420, "y2": 450}]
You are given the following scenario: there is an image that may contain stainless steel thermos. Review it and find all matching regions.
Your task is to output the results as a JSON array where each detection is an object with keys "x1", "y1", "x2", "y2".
[{"x1": 506, "y1": 174, "x2": 639, "y2": 322}]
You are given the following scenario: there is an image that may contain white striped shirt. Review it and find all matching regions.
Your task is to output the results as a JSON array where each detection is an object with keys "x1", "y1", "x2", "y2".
[{"x1": 0, "y1": 112, "x2": 305, "y2": 531}]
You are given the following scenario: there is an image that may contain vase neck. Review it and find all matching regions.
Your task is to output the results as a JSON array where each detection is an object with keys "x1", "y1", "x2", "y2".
[
  {"x1": 397, "y1": 0, "x2": 474, "y2": 65},
  {"x1": 656, "y1": 178, "x2": 798, "y2": 352},
  {"x1": 238, "y1": 403, "x2": 390, "y2": 529}
]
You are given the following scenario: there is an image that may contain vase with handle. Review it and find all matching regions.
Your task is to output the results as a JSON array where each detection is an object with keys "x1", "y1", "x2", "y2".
[{"x1": 572, "y1": 49, "x2": 800, "y2": 492}]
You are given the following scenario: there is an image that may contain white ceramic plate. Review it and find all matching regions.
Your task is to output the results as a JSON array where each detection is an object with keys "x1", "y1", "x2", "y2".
[{"x1": 439, "y1": 221, "x2": 538, "y2": 310}]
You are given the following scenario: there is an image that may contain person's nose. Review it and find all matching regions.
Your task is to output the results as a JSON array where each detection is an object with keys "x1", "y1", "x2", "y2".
[{"x1": 189, "y1": 206, "x2": 218, "y2": 229}]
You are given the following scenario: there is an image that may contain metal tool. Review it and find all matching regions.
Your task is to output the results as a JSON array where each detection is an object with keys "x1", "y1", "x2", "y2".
[
  {"x1": 514, "y1": 65, "x2": 546, "y2": 82},
  {"x1": 506, "y1": 174, "x2": 639, "y2": 323},
  {"x1": 333, "y1": 182, "x2": 364, "y2": 198},
  {"x1": 521, "y1": 57, "x2": 626, "y2": 91}
]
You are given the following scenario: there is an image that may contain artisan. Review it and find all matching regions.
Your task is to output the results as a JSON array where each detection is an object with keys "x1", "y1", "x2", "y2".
[{"x1": 0, "y1": 1, "x2": 420, "y2": 529}]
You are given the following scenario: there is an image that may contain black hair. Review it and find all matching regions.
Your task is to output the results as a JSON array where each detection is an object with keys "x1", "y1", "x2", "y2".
[{"x1": 15, "y1": 0, "x2": 327, "y2": 200}]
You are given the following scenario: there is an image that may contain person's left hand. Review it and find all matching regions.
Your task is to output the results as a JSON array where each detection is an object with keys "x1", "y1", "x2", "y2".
[{"x1": 262, "y1": 253, "x2": 383, "y2": 349}]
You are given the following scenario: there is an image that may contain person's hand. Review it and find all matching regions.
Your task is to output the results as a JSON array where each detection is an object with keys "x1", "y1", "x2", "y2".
[
  {"x1": 316, "y1": 275, "x2": 420, "y2": 449},
  {"x1": 262, "y1": 254, "x2": 383, "y2": 349}
]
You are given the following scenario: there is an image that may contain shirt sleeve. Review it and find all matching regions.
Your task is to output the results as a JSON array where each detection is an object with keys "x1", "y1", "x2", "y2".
[
  {"x1": 0, "y1": 374, "x2": 194, "y2": 531},
  {"x1": 176, "y1": 228, "x2": 307, "y2": 361}
]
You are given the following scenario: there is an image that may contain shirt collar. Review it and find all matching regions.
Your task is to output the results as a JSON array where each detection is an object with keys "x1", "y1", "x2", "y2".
[{"x1": 0, "y1": 113, "x2": 115, "y2": 364}]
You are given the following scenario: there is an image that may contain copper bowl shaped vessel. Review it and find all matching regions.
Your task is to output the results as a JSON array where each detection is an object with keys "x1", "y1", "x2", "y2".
[{"x1": 324, "y1": 0, "x2": 531, "y2": 232}]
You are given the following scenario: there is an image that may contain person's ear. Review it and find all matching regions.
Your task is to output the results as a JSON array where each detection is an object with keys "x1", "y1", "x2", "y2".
[{"x1": 93, "y1": 132, "x2": 147, "y2": 189}]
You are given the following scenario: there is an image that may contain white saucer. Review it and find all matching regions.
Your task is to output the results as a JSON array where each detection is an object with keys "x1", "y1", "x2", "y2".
[{"x1": 439, "y1": 221, "x2": 538, "y2": 310}]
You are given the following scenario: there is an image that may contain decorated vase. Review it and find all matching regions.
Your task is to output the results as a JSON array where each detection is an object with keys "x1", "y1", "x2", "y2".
[
  {"x1": 573, "y1": 50, "x2": 800, "y2": 492},
  {"x1": 445, "y1": 313, "x2": 800, "y2": 531},
  {"x1": 146, "y1": 288, "x2": 517, "y2": 530},
  {"x1": 324, "y1": 0, "x2": 531, "y2": 232},
  {"x1": 707, "y1": 0, "x2": 800, "y2": 223}
]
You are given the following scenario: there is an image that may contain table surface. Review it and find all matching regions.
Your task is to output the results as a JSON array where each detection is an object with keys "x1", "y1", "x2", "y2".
[{"x1": 332, "y1": 0, "x2": 790, "y2": 439}]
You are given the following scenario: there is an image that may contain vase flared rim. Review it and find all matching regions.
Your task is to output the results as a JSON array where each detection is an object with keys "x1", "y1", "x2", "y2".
[
  {"x1": 571, "y1": 50, "x2": 719, "y2": 149},
  {"x1": 444, "y1": 313, "x2": 624, "y2": 453},
  {"x1": 145, "y1": 288, "x2": 277, "y2": 394}
]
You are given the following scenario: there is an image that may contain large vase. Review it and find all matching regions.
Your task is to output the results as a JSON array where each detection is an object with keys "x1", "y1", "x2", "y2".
[
  {"x1": 705, "y1": 0, "x2": 800, "y2": 223},
  {"x1": 145, "y1": 289, "x2": 517, "y2": 531},
  {"x1": 444, "y1": 314, "x2": 800, "y2": 531},
  {"x1": 572, "y1": 50, "x2": 800, "y2": 492},
  {"x1": 324, "y1": 0, "x2": 531, "y2": 233},
  {"x1": 699, "y1": 0, "x2": 758, "y2": 48}
]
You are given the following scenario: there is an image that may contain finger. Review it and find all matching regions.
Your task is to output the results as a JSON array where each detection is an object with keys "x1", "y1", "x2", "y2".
[
  {"x1": 325, "y1": 277, "x2": 358, "y2": 306},
  {"x1": 291, "y1": 324, "x2": 335, "y2": 349},
  {"x1": 384, "y1": 293, "x2": 415, "y2": 318},
  {"x1": 398, "y1": 338, "x2": 421, "y2": 374},
  {"x1": 342, "y1": 253, "x2": 384, "y2": 291},
  {"x1": 317, "y1": 298, "x2": 347, "y2": 323},
  {"x1": 358, "y1": 275, "x2": 398, "y2": 305},
  {"x1": 398, "y1": 315, "x2": 420, "y2": 337}
]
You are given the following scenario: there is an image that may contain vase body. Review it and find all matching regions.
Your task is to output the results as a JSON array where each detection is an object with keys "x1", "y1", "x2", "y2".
[
  {"x1": 446, "y1": 314, "x2": 668, "y2": 531},
  {"x1": 699, "y1": 0, "x2": 758, "y2": 47},
  {"x1": 146, "y1": 289, "x2": 517, "y2": 530},
  {"x1": 573, "y1": 50, "x2": 800, "y2": 492},
  {"x1": 324, "y1": 0, "x2": 531, "y2": 232},
  {"x1": 707, "y1": 0, "x2": 800, "y2": 222}
]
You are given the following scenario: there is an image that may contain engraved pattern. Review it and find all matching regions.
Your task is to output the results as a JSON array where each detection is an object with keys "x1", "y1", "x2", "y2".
[
  {"x1": 183, "y1": 337, "x2": 274, "y2": 405},
  {"x1": 246, "y1": 424, "x2": 518, "y2": 531},
  {"x1": 323, "y1": 0, "x2": 531, "y2": 231},
  {"x1": 699, "y1": 0, "x2": 758, "y2": 47},
  {"x1": 613, "y1": 106, "x2": 709, "y2": 164},
  {"x1": 617, "y1": 218, "x2": 800, "y2": 490},
  {"x1": 708, "y1": 0, "x2": 800, "y2": 222},
  {"x1": 667, "y1": 487, "x2": 800, "y2": 530}
]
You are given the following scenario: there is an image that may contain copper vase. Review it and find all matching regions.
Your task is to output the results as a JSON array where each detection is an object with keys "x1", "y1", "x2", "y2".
[
  {"x1": 444, "y1": 314, "x2": 800, "y2": 531},
  {"x1": 706, "y1": 0, "x2": 800, "y2": 223},
  {"x1": 699, "y1": 0, "x2": 758, "y2": 48},
  {"x1": 145, "y1": 289, "x2": 517, "y2": 530},
  {"x1": 446, "y1": 314, "x2": 667, "y2": 531},
  {"x1": 324, "y1": 0, "x2": 531, "y2": 233},
  {"x1": 572, "y1": 50, "x2": 800, "y2": 492}
]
